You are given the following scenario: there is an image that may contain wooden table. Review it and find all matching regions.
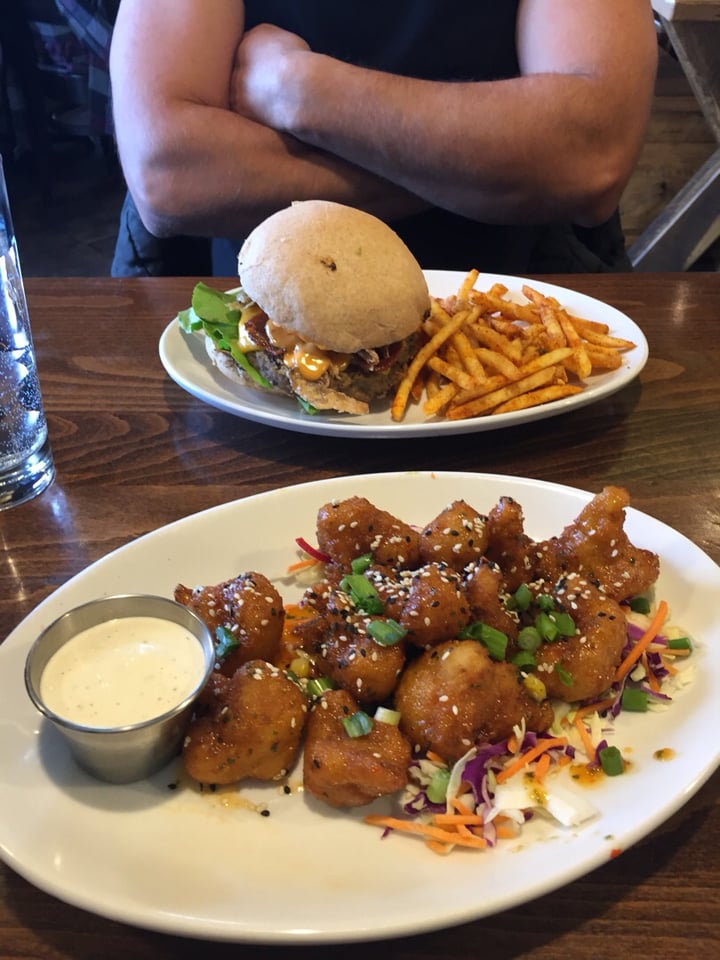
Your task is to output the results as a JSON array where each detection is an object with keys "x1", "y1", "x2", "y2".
[
  {"x1": 631, "y1": 1, "x2": 720, "y2": 269},
  {"x1": 1, "y1": 274, "x2": 718, "y2": 960}
]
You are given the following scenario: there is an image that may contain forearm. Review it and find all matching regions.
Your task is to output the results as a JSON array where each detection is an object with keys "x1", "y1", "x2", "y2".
[
  {"x1": 118, "y1": 103, "x2": 428, "y2": 239},
  {"x1": 109, "y1": 0, "x2": 425, "y2": 240},
  {"x1": 237, "y1": 0, "x2": 657, "y2": 229},
  {"x1": 268, "y1": 62, "x2": 640, "y2": 228}
]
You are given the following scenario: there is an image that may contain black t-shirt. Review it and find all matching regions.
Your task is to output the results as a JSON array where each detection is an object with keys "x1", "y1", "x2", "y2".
[
  {"x1": 217, "y1": 2, "x2": 630, "y2": 274},
  {"x1": 243, "y1": 1, "x2": 520, "y2": 80}
]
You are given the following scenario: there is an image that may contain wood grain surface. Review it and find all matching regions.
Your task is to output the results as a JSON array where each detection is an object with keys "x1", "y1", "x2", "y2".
[{"x1": 1, "y1": 273, "x2": 718, "y2": 960}]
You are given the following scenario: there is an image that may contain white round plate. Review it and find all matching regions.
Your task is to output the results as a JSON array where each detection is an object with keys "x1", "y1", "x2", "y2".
[
  {"x1": 159, "y1": 271, "x2": 648, "y2": 438},
  {"x1": 1, "y1": 472, "x2": 717, "y2": 944}
]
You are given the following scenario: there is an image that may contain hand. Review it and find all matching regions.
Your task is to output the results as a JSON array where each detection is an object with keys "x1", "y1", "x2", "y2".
[{"x1": 230, "y1": 24, "x2": 311, "y2": 130}]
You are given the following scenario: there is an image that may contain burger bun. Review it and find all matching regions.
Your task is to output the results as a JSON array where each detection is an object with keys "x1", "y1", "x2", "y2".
[{"x1": 237, "y1": 200, "x2": 428, "y2": 354}]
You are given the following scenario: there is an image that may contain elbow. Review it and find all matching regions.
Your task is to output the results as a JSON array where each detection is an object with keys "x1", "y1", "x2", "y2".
[
  {"x1": 127, "y1": 173, "x2": 190, "y2": 239},
  {"x1": 117, "y1": 141, "x2": 197, "y2": 238},
  {"x1": 566, "y1": 149, "x2": 638, "y2": 228}
]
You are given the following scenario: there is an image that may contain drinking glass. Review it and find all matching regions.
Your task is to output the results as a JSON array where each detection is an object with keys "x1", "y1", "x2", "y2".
[{"x1": 0, "y1": 157, "x2": 55, "y2": 509}]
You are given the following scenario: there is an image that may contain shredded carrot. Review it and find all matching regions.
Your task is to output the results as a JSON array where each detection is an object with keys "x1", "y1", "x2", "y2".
[
  {"x1": 494, "y1": 737, "x2": 567, "y2": 785},
  {"x1": 572, "y1": 696, "x2": 617, "y2": 722},
  {"x1": 662, "y1": 656, "x2": 678, "y2": 676},
  {"x1": 533, "y1": 752, "x2": 551, "y2": 783},
  {"x1": 286, "y1": 558, "x2": 319, "y2": 573},
  {"x1": 642, "y1": 652, "x2": 661, "y2": 693},
  {"x1": 574, "y1": 715, "x2": 596, "y2": 760},
  {"x1": 364, "y1": 815, "x2": 488, "y2": 850},
  {"x1": 433, "y1": 813, "x2": 484, "y2": 827},
  {"x1": 506, "y1": 733, "x2": 521, "y2": 754},
  {"x1": 615, "y1": 599, "x2": 668, "y2": 682},
  {"x1": 451, "y1": 796, "x2": 475, "y2": 816},
  {"x1": 495, "y1": 823, "x2": 520, "y2": 840},
  {"x1": 425, "y1": 840, "x2": 452, "y2": 855},
  {"x1": 425, "y1": 750, "x2": 447, "y2": 766},
  {"x1": 650, "y1": 645, "x2": 690, "y2": 657}
]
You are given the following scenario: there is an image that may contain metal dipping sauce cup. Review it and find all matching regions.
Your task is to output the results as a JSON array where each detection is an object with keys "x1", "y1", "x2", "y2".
[
  {"x1": 24, "y1": 595, "x2": 216, "y2": 784},
  {"x1": 0, "y1": 155, "x2": 55, "y2": 509}
]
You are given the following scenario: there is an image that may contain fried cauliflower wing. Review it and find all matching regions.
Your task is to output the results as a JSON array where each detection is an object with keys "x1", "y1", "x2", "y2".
[
  {"x1": 418, "y1": 499, "x2": 489, "y2": 571},
  {"x1": 535, "y1": 486, "x2": 660, "y2": 601},
  {"x1": 316, "y1": 496, "x2": 422, "y2": 569},
  {"x1": 175, "y1": 571, "x2": 284, "y2": 674},
  {"x1": 395, "y1": 639, "x2": 553, "y2": 763},
  {"x1": 303, "y1": 688, "x2": 411, "y2": 808},
  {"x1": 183, "y1": 660, "x2": 307, "y2": 786}
]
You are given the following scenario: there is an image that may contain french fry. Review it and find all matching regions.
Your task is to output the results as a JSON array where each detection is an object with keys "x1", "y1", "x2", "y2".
[
  {"x1": 427, "y1": 356, "x2": 476, "y2": 390},
  {"x1": 538, "y1": 303, "x2": 566, "y2": 350},
  {"x1": 567, "y1": 314, "x2": 610, "y2": 336},
  {"x1": 391, "y1": 309, "x2": 473, "y2": 421},
  {"x1": 469, "y1": 323, "x2": 522, "y2": 361},
  {"x1": 584, "y1": 344, "x2": 624, "y2": 370},
  {"x1": 518, "y1": 346, "x2": 575, "y2": 376},
  {"x1": 493, "y1": 383, "x2": 584, "y2": 414},
  {"x1": 458, "y1": 269, "x2": 480, "y2": 301},
  {"x1": 473, "y1": 348, "x2": 522, "y2": 380},
  {"x1": 423, "y1": 381, "x2": 458, "y2": 416},
  {"x1": 447, "y1": 368, "x2": 558, "y2": 420},
  {"x1": 574, "y1": 327, "x2": 637, "y2": 350},
  {"x1": 451, "y1": 373, "x2": 512, "y2": 407},
  {"x1": 391, "y1": 272, "x2": 637, "y2": 422},
  {"x1": 557, "y1": 311, "x2": 593, "y2": 380},
  {"x1": 452, "y1": 330, "x2": 486, "y2": 380}
]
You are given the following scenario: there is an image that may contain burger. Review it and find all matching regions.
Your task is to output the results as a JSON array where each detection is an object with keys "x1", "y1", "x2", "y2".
[{"x1": 180, "y1": 200, "x2": 429, "y2": 415}]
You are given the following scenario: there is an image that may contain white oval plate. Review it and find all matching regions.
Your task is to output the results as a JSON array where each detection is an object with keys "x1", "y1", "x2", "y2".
[
  {"x1": 1, "y1": 472, "x2": 717, "y2": 944},
  {"x1": 159, "y1": 271, "x2": 648, "y2": 438}
]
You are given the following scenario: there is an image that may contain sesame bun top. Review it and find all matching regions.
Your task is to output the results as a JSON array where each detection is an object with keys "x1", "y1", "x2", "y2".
[{"x1": 237, "y1": 200, "x2": 429, "y2": 354}]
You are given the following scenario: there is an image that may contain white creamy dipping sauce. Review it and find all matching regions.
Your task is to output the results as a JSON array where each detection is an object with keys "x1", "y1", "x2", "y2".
[{"x1": 40, "y1": 616, "x2": 206, "y2": 727}]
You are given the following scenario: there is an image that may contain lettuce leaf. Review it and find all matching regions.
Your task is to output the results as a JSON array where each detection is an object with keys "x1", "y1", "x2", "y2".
[{"x1": 176, "y1": 282, "x2": 273, "y2": 389}]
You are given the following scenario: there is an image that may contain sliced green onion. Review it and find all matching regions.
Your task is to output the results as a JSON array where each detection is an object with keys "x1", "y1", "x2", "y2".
[
  {"x1": 351, "y1": 553, "x2": 373, "y2": 575},
  {"x1": 511, "y1": 650, "x2": 537, "y2": 670},
  {"x1": 306, "y1": 676, "x2": 335, "y2": 699},
  {"x1": 535, "y1": 611, "x2": 559, "y2": 643},
  {"x1": 537, "y1": 593, "x2": 555, "y2": 612},
  {"x1": 518, "y1": 626, "x2": 542, "y2": 652},
  {"x1": 340, "y1": 574, "x2": 384, "y2": 615},
  {"x1": 621, "y1": 687, "x2": 649, "y2": 712},
  {"x1": 342, "y1": 710, "x2": 374, "y2": 738},
  {"x1": 367, "y1": 618, "x2": 407, "y2": 647},
  {"x1": 599, "y1": 745, "x2": 625, "y2": 776},
  {"x1": 215, "y1": 625, "x2": 240, "y2": 660},
  {"x1": 629, "y1": 596, "x2": 651, "y2": 615},
  {"x1": 426, "y1": 766, "x2": 451, "y2": 804},
  {"x1": 459, "y1": 622, "x2": 508, "y2": 661},
  {"x1": 550, "y1": 611, "x2": 577, "y2": 637},
  {"x1": 374, "y1": 706, "x2": 401, "y2": 726},
  {"x1": 555, "y1": 664, "x2": 574, "y2": 687},
  {"x1": 507, "y1": 583, "x2": 532, "y2": 612},
  {"x1": 667, "y1": 636, "x2": 692, "y2": 650}
]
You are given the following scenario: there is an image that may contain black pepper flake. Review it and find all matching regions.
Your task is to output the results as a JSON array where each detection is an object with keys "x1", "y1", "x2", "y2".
[{"x1": 261, "y1": 809, "x2": 271, "y2": 817}]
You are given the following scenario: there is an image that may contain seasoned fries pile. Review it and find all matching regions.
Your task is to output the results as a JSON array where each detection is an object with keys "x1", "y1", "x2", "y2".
[{"x1": 391, "y1": 269, "x2": 636, "y2": 422}]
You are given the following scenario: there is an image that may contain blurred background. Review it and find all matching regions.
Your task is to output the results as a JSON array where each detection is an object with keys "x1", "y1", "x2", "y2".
[{"x1": 1, "y1": 2, "x2": 718, "y2": 278}]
